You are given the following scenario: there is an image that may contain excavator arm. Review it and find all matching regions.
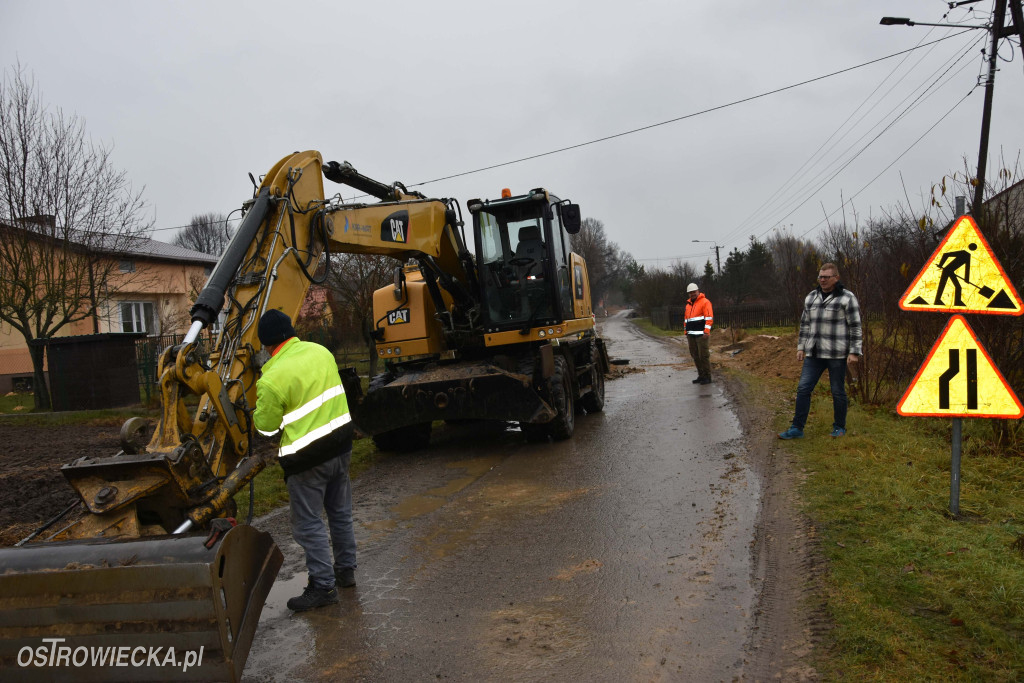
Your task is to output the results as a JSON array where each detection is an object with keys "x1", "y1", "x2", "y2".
[{"x1": 0, "y1": 150, "x2": 472, "y2": 682}]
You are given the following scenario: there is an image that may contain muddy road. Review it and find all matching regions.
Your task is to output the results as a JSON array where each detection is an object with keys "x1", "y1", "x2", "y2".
[{"x1": 244, "y1": 312, "x2": 775, "y2": 681}]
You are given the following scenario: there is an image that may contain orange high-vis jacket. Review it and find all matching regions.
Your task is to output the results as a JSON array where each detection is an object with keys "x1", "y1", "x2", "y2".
[{"x1": 684, "y1": 293, "x2": 713, "y2": 336}]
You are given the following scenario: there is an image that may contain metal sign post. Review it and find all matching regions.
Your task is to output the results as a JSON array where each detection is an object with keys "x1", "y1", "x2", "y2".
[{"x1": 950, "y1": 417, "x2": 962, "y2": 516}]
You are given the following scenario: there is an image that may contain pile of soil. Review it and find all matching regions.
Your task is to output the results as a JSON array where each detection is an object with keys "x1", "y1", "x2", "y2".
[
  {"x1": 0, "y1": 417, "x2": 124, "y2": 545},
  {"x1": 710, "y1": 328, "x2": 801, "y2": 381}
]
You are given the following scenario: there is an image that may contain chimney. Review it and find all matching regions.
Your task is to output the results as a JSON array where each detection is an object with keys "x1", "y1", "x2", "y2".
[{"x1": 21, "y1": 214, "x2": 57, "y2": 230}]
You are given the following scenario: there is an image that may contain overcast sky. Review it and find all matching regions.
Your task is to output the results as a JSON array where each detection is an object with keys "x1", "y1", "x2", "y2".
[{"x1": 4, "y1": 0, "x2": 1024, "y2": 270}]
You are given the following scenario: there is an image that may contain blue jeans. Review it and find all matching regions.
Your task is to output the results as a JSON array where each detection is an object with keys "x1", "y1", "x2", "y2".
[
  {"x1": 286, "y1": 450, "x2": 356, "y2": 590},
  {"x1": 792, "y1": 357, "x2": 848, "y2": 431}
]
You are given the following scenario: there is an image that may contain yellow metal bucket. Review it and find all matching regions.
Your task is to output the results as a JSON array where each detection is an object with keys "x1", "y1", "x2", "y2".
[{"x1": 0, "y1": 525, "x2": 281, "y2": 682}]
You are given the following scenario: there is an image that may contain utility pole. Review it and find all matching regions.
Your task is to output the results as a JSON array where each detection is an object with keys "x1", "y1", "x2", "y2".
[
  {"x1": 971, "y1": 0, "x2": 1009, "y2": 217},
  {"x1": 692, "y1": 240, "x2": 721, "y2": 275}
]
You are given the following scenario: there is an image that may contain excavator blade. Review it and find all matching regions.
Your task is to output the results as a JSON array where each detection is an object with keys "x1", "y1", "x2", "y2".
[{"x1": 0, "y1": 525, "x2": 282, "y2": 682}]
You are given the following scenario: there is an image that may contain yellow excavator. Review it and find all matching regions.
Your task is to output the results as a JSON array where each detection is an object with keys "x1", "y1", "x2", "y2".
[{"x1": 0, "y1": 151, "x2": 608, "y2": 681}]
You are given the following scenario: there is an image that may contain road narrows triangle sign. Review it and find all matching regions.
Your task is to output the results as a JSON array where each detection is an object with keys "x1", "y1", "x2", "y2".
[
  {"x1": 899, "y1": 215, "x2": 1023, "y2": 315},
  {"x1": 897, "y1": 315, "x2": 1023, "y2": 418}
]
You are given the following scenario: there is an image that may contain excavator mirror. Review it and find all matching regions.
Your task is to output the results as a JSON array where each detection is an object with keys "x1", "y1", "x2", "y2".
[
  {"x1": 393, "y1": 266, "x2": 405, "y2": 300},
  {"x1": 561, "y1": 203, "x2": 582, "y2": 234}
]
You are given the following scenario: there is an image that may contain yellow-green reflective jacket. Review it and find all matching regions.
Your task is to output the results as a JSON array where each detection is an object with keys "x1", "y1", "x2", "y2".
[{"x1": 254, "y1": 338, "x2": 352, "y2": 477}]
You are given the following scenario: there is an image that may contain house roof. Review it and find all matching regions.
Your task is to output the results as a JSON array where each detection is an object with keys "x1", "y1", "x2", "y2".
[
  {"x1": 122, "y1": 236, "x2": 220, "y2": 265},
  {"x1": 2, "y1": 217, "x2": 220, "y2": 266}
]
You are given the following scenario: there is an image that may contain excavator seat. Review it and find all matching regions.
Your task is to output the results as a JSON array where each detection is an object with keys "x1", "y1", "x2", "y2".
[{"x1": 512, "y1": 225, "x2": 545, "y2": 279}]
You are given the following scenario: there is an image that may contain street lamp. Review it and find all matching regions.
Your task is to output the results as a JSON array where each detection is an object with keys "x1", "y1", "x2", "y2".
[
  {"x1": 879, "y1": 16, "x2": 989, "y2": 28},
  {"x1": 692, "y1": 240, "x2": 721, "y2": 275}
]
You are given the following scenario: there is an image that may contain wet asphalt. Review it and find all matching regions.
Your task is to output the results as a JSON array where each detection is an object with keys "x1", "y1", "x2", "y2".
[{"x1": 244, "y1": 311, "x2": 760, "y2": 682}]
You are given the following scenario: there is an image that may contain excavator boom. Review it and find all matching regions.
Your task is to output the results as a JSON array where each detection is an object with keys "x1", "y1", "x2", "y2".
[{"x1": 0, "y1": 150, "x2": 607, "y2": 680}]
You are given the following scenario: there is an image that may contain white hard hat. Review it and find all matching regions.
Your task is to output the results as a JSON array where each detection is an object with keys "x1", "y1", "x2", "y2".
[{"x1": 686, "y1": 282, "x2": 699, "y2": 293}]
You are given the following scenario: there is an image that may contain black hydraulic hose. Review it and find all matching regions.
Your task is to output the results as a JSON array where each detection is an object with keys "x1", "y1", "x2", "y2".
[
  {"x1": 191, "y1": 188, "x2": 272, "y2": 328},
  {"x1": 15, "y1": 500, "x2": 82, "y2": 547}
]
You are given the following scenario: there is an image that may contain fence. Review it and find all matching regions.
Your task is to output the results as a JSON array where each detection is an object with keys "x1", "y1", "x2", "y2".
[
  {"x1": 134, "y1": 332, "x2": 217, "y2": 403},
  {"x1": 651, "y1": 304, "x2": 798, "y2": 331},
  {"x1": 133, "y1": 323, "x2": 339, "y2": 401}
]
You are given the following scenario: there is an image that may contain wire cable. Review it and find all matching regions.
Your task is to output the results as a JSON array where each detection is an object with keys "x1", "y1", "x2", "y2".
[
  {"x1": 786, "y1": 86, "x2": 977, "y2": 242},
  {"x1": 735, "y1": 32, "x2": 985, "y2": 247},
  {"x1": 403, "y1": 30, "x2": 970, "y2": 189},
  {"x1": 718, "y1": 26, "x2": 971, "y2": 247}
]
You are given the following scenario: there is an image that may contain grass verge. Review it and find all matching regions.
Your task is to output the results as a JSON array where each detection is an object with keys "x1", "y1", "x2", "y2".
[
  {"x1": 641, "y1": 317, "x2": 1024, "y2": 679},
  {"x1": 723, "y1": 368, "x2": 1024, "y2": 679}
]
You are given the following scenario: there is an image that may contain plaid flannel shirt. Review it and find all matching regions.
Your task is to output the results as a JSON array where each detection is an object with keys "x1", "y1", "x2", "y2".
[{"x1": 797, "y1": 283, "x2": 863, "y2": 358}]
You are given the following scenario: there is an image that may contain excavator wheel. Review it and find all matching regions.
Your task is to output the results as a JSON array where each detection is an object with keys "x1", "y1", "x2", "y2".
[
  {"x1": 546, "y1": 356, "x2": 575, "y2": 441},
  {"x1": 372, "y1": 422, "x2": 432, "y2": 452},
  {"x1": 580, "y1": 345, "x2": 606, "y2": 414}
]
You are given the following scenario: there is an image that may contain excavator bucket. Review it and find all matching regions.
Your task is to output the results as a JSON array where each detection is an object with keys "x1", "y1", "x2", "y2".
[{"x1": 0, "y1": 525, "x2": 281, "y2": 682}]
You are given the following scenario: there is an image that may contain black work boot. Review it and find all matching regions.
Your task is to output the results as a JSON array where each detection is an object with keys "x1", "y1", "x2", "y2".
[
  {"x1": 692, "y1": 376, "x2": 704, "y2": 384},
  {"x1": 287, "y1": 583, "x2": 339, "y2": 612},
  {"x1": 335, "y1": 567, "x2": 356, "y2": 588},
  {"x1": 699, "y1": 376, "x2": 713, "y2": 385}
]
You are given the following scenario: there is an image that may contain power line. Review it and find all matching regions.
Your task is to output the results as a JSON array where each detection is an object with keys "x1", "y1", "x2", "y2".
[
  {"x1": 405, "y1": 31, "x2": 973, "y2": 190},
  {"x1": 788, "y1": 86, "x2": 977, "y2": 241},
  {"x1": 146, "y1": 31, "x2": 971, "y2": 239},
  {"x1": 738, "y1": 32, "x2": 985, "y2": 248},
  {"x1": 717, "y1": 25, "x2": 970, "y2": 247}
]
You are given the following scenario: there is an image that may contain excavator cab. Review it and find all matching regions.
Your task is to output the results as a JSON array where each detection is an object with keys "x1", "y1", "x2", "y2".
[{"x1": 470, "y1": 189, "x2": 582, "y2": 333}]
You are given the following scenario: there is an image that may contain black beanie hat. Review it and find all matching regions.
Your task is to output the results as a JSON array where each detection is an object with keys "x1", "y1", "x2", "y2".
[{"x1": 258, "y1": 309, "x2": 296, "y2": 348}]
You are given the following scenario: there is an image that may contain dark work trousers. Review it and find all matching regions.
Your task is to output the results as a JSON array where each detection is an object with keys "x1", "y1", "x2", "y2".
[
  {"x1": 285, "y1": 449, "x2": 357, "y2": 590},
  {"x1": 687, "y1": 334, "x2": 711, "y2": 380}
]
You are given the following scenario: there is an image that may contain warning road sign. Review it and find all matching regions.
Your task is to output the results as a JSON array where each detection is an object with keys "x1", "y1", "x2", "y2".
[
  {"x1": 899, "y1": 215, "x2": 1022, "y2": 315},
  {"x1": 897, "y1": 315, "x2": 1023, "y2": 418}
]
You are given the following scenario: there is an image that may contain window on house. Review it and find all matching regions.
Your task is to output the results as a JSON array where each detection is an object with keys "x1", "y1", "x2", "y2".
[
  {"x1": 119, "y1": 260, "x2": 136, "y2": 273},
  {"x1": 120, "y1": 301, "x2": 157, "y2": 334}
]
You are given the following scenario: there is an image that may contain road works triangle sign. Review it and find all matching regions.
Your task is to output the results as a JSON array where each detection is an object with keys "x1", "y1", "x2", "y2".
[
  {"x1": 897, "y1": 315, "x2": 1023, "y2": 418},
  {"x1": 899, "y1": 215, "x2": 1022, "y2": 315}
]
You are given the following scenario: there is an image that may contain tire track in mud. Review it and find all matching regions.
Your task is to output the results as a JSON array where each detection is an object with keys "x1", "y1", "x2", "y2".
[{"x1": 720, "y1": 374, "x2": 827, "y2": 681}]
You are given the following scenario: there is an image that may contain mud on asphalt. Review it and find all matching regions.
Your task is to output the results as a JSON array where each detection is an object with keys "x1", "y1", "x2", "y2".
[{"x1": 0, "y1": 328, "x2": 826, "y2": 679}]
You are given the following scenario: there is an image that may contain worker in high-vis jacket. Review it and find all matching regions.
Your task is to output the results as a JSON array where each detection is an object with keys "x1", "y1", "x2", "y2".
[
  {"x1": 684, "y1": 282, "x2": 714, "y2": 385},
  {"x1": 253, "y1": 309, "x2": 357, "y2": 612}
]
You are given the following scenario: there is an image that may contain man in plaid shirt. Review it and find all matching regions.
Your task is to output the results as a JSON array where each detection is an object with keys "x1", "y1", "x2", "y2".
[{"x1": 779, "y1": 262, "x2": 862, "y2": 439}]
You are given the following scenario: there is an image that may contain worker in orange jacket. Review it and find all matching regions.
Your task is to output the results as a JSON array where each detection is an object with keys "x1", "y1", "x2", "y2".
[{"x1": 684, "y1": 282, "x2": 714, "y2": 384}]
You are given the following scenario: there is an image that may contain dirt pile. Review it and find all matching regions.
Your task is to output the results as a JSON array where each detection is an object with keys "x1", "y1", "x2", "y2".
[{"x1": 710, "y1": 328, "x2": 801, "y2": 382}]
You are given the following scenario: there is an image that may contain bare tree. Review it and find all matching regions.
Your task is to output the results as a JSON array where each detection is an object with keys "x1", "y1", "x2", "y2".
[
  {"x1": 0, "y1": 65, "x2": 151, "y2": 410},
  {"x1": 326, "y1": 253, "x2": 397, "y2": 377},
  {"x1": 173, "y1": 212, "x2": 233, "y2": 255},
  {"x1": 570, "y1": 217, "x2": 634, "y2": 306}
]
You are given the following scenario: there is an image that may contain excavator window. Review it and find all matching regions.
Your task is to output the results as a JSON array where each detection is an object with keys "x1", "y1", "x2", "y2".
[{"x1": 474, "y1": 207, "x2": 558, "y2": 330}]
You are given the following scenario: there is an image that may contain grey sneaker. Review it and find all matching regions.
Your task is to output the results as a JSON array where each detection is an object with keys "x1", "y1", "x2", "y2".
[
  {"x1": 335, "y1": 567, "x2": 356, "y2": 588},
  {"x1": 778, "y1": 426, "x2": 804, "y2": 440},
  {"x1": 287, "y1": 584, "x2": 339, "y2": 612}
]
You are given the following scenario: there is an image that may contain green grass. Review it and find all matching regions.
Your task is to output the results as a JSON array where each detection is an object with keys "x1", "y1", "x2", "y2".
[
  {"x1": 739, "y1": 370, "x2": 1024, "y2": 680},
  {"x1": 0, "y1": 392, "x2": 34, "y2": 414}
]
